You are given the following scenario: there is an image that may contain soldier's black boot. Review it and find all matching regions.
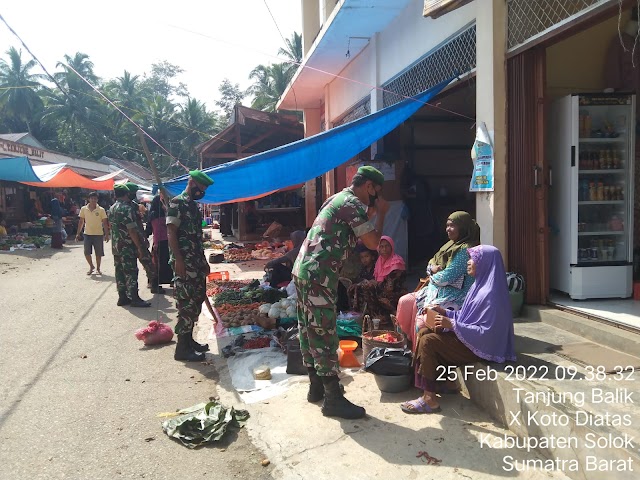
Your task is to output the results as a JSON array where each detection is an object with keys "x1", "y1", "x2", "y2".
[
  {"x1": 117, "y1": 292, "x2": 130, "y2": 306},
  {"x1": 130, "y1": 292, "x2": 151, "y2": 308},
  {"x1": 174, "y1": 334, "x2": 205, "y2": 361},
  {"x1": 307, "y1": 367, "x2": 324, "y2": 403},
  {"x1": 321, "y1": 375, "x2": 366, "y2": 419},
  {"x1": 190, "y1": 337, "x2": 210, "y2": 352},
  {"x1": 150, "y1": 285, "x2": 165, "y2": 294}
]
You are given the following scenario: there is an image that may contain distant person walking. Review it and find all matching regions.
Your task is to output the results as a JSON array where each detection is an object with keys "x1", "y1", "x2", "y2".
[
  {"x1": 50, "y1": 198, "x2": 64, "y2": 249},
  {"x1": 146, "y1": 192, "x2": 174, "y2": 286},
  {"x1": 76, "y1": 192, "x2": 110, "y2": 275}
]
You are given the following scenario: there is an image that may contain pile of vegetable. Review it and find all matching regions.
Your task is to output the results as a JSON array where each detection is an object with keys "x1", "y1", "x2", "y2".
[
  {"x1": 367, "y1": 332, "x2": 402, "y2": 343},
  {"x1": 251, "y1": 248, "x2": 285, "y2": 260},
  {"x1": 206, "y1": 279, "x2": 255, "y2": 297},
  {"x1": 224, "y1": 247, "x2": 254, "y2": 263},
  {"x1": 0, "y1": 235, "x2": 49, "y2": 250},
  {"x1": 258, "y1": 296, "x2": 297, "y2": 320},
  {"x1": 210, "y1": 279, "x2": 289, "y2": 329}
]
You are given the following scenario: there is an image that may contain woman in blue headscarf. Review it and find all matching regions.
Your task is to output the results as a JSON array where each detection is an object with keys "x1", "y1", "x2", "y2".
[
  {"x1": 401, "y1": 245, "x2": 516, "y2": 414},
  {"x1": 50, "y1": 197, "x2": 64, "y2": 249}
]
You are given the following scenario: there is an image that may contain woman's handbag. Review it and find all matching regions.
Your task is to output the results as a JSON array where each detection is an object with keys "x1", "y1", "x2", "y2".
[{"x1": 413, "y1": 276, "x2": 430, "y2": 292}]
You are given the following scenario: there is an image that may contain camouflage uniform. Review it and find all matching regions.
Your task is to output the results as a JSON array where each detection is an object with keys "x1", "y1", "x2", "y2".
[
  {"x1": 108, "y1": 199, "x2": 139, "y2": 299},
  {"x1": 166, "y1": 192, "x2": 207, "y2": 335},
  {"x1": 292, "y1": 187, "x2": 374, "y2": 376},
  {"x1": 131, "y1": 200, "x2": 157, "y2": 287}
]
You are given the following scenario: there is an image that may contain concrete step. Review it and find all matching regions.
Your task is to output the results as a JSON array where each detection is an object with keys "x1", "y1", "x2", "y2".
[
  {"x1": 522, "y1": 305, "x2": 640, "y2": 358},
  {"x1": 462, "y1": 319, "x2": 640, "y2": 480}
]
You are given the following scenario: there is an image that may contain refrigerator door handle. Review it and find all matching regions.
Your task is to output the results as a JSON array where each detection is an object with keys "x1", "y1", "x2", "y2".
[
  {"x1": 549, "y1": 167, "x2": 553, "y2": 187},
  {"x1": 533, "y1": 165, "x2": 541, "y2": 187}
]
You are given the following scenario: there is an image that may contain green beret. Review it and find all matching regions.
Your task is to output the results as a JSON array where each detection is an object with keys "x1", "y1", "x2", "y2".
[
  {"x1": 114, "y1": 184, "x2": 129, "y2": 195},
  {"x1": 189, "y1": 170, "x2": 214, "y2": 187},
  {"x1": 125, "y1": 182, "x2": 140, "y2": 192},
  {"x1": 357, "y1": 165, "x2": 384, "y2": 186}
]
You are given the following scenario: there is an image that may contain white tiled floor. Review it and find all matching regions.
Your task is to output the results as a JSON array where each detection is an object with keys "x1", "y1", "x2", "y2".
[{"x1": 549, "y1": 292, "x2": 640, "y2": 330}]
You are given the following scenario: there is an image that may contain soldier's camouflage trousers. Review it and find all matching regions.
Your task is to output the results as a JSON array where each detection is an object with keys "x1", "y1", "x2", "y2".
[
  {"x1": 293, "y1": 275, "x2": 339, "y2": 376},
  {"x1": 137, "y1": 244, "x2": 158, "y2": 286},
  {"x1": 113, "y1": 248, "x2": 139, "y2": 299},
  {"x1": 173, "y1": 275, "x2": 206, "y2": 335}
]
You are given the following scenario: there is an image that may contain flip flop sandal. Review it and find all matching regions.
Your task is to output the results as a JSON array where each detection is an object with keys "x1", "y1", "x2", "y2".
[
  {"x1": 95, "y1": 270, "x2": 102, "y2": 275},
  {"x1": 86, "y1": 268, "x2": 94, "y2": 275},
  {"x1": 401, "y1": 397, "x2": 441, "y2": 414}
]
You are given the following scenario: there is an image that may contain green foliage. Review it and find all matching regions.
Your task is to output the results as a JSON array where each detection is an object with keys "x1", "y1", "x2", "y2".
[
  {"x1": 0, "y1": 30, "x2": 302, "y2": 175},
  {"x1": 215, "y1": 78, "x2": 245, "y2": 123},
  {"x1": 248, "y1": 31, "x2": 302, "y2": 114},
  {"x1": 0, "y1": 48, "x2": 224, "y2": 178}
]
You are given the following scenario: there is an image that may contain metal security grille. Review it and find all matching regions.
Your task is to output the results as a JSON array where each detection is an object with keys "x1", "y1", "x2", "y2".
[
  {"x1": 507, "y1": 0, "x2": 611, "y2": 51},
  {"x1": 332, "y1": 97, "x2": 372, "y2": 127},
  {"x1": 382, "y1": 24, "x2": 476, "y2": 108}
]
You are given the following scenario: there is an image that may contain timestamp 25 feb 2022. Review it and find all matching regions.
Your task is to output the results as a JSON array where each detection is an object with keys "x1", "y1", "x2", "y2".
[{"x1": 437, "y1": 364, "x2": 637, "y2": 474}]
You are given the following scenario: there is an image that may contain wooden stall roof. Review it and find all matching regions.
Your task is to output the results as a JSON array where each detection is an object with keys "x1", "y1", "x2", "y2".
[{"x1": 197, "y1": 106, "x2": 303, "y2": 169}]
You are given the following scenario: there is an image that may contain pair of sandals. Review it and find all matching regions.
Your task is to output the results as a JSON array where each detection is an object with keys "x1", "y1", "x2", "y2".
[
  {"x1": 87, "y1": 268, "x2": 102, "y2": 275},
  {"x1": 400, "y1": 384, "x2": 459, "y2": 414}
]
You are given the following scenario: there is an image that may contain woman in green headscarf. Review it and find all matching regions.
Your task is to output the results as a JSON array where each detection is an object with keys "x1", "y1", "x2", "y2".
[{"x1": 396, "y1": 211, "x2": 480, "y2": 349}]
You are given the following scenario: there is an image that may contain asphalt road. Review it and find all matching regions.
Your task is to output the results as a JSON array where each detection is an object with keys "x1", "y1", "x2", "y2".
[{"x1": 0, "y1": 244, "x2": 271, "y2": 480}]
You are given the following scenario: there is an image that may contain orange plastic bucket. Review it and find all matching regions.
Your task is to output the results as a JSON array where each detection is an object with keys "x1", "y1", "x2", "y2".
[{"x1": 338, "y1": 340, "x2": 361, "y2": 368}]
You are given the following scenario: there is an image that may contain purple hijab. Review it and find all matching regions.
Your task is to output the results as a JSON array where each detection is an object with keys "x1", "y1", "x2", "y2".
[{"x1": 450, "y1": 245, "x2": 516, "y2": 363}]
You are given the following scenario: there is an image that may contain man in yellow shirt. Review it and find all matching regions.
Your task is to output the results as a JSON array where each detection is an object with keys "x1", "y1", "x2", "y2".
[{"x1": 76, "y1": 192, "x2": 110, "y2": 275}]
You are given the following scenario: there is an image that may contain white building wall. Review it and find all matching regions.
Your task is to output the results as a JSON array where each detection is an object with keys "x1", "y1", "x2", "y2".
[
  {"x1": 326, "y1": 0, "x2": 477, "y2": 120},
  {"x1": 327, "y1": 44, "x2": 375, "y2": 124}
]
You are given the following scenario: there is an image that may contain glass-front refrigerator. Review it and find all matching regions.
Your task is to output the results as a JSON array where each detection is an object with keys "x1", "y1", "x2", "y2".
[{"x1": 549, "y1": 93, "x2": 635, "y2": 300}]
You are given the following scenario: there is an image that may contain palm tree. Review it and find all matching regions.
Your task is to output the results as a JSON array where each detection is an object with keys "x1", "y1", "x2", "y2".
[
  {"x1": 41, "y1": 52, "x2": 104, "y2": 154},
  {"x1": 104, "y1": 71, "x2": 144, "y2": 132},
  {"x1": 248, "y1": 63, "x2": 291, "y2": 112},
  {"x1": 278, "y1": 32, "x2": 302, "y2": 69},
  {"x1": 177, "y1": 98, "x2": 219, "y2": 168},
  {"x1": 0, "y1": 47, "x2": 44, "y2": 134}
]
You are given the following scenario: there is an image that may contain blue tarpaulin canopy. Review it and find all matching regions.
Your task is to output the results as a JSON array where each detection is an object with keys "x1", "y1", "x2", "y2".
[
  {"x1": 0, "y1": 156, "x2": 45, "y2": 182},
  {"x1": 161, "y1": 78, "x2": 454, "y2": 204}
]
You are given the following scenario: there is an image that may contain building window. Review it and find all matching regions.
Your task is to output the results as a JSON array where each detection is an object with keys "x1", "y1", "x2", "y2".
[
  {"x1": 332, "y1": 97, "x2": 372, "y2": 128},
  {"x1": 507, "y1": 0, "x2": 610, "y2": 51},
  {"x1": 382, "y1": 24, "x2": 477, "y2": 108}
]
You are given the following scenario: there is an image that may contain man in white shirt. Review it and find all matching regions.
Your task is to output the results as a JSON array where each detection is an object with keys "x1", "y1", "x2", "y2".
[{"x1": 76, "y1": 191, "x2": 110, "y2": 275}]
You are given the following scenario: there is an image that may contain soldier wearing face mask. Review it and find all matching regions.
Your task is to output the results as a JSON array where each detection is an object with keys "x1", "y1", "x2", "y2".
[
  {"x1": 292, "y1": 165, "x2": 389, "y2": 419},
  {"x1": 166, "y1": 170, "x2": 214, "y2": 361}
]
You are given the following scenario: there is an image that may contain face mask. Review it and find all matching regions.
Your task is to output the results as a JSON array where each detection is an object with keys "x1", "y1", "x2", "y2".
[{"x1": 190, "y1": 186, "x2": 205, "y2": 200}]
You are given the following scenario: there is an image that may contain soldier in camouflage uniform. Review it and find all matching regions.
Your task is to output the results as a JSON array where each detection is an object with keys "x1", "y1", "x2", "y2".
[
  {"x1": 293, "y1": 166, "x2": 389, "y2": 419},
  {"x1": 125, "y1": 183, "x2": 162, "y2": 294},
  {"x1": 166, "y1": 170, "x2": 214, "y2": 361},
  {"x1": 109, "y1": 184, "x2": 151, "y2": 308}
]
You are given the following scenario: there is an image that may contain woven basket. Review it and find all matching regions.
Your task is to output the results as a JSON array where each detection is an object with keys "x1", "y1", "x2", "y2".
[{"x1": 361, "y1": 315, "x2": 405, "y2": 361}]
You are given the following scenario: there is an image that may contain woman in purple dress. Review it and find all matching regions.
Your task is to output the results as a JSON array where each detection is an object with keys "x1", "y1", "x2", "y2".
[{"x1": 401, "y1": 245, "x2": 516, "y2": 414}]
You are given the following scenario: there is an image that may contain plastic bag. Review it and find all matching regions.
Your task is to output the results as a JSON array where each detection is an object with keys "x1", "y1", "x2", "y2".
[
  {"x1": 286, "y1": 280, "x2": 296, "y2": 297},
  {"x1": 134, "y1": 321, "x2": 174, "y2": 345},
  {"x1": 364, "y1": 347, "x2": 412, "y2": 376}
]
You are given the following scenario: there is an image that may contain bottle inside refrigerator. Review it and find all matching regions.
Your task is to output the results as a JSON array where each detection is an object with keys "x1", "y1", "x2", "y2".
[{"x1": 549, "y1": 93, "x2": 635, "y2": 299}]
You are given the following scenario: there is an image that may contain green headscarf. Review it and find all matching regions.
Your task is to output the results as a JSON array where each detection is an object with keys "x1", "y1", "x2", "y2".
[{"x1": 429, "y1": 211, "x2": 480, "y2": 269}]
